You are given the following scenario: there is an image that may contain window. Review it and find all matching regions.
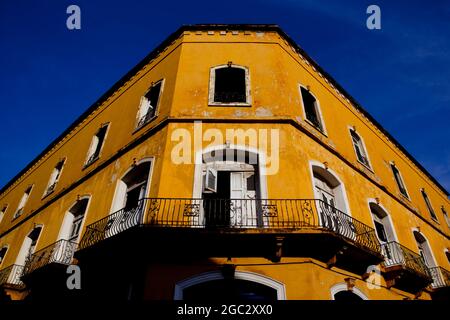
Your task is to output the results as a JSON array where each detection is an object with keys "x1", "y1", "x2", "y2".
[
  {"x1": 68, "y1": 198, "x2": 88, "y2": 242},
  {"x1": 0, "y1": 246, "x2": 7, "y2": 265},
  {"x1": 442, "y1": 207, "x2": 450, "y2": 228},
  {"x1": 413, "y1": 231, "x2": 435, "y2": 268},
  {"x1": 390, "y1": 163, "x2": 409, "y2": 198},
  {"x1": 300, "y1": 86, "x2": 324, "y2": 132},
  {"x1": 421, "y1": 189, "x2": 437, "y2": 221},
  {"x1": 85, "y1": 124, "x2": 109, "y2": 166},
  {"x1": 0, "y1": 205, "x2": 7, "y2": 223},
  {"x1": 350, "y1": 129, "x2": 371, "y2": 168},
  {"x1": 136, "y1": 80, "x2": 162, "y2": 128},
  {"x1": 14, "y1": 185, "x2": 33, "y2": 219},
  {"x1": 44, "y1": 159, "x2": 65, "y2": 196},
  {"x1": 369, "y1": 202, "x2": 396, "y2": 259},
  {"x1": 16, "y1": 226, "x2": 42, "y2": 266},
  {"x1": 209, "y1": 65, "x2": 250, "y2": 105}
]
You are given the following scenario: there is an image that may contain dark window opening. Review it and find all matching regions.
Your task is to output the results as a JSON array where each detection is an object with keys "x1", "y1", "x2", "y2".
[
  {"x1": 214, "y1": 67, "x2": 247, "y2": 103},
  {"x1": 391, "y1": 164, "x2": 408, "y2": 197},
  {"x1": 138, "y1": 82, "x2": 161, "y2": 127},
  {"x1": 86, "y1": 125, "x2": 108, "y2": 165},
  {"x1": 93, "y1": 126, "x2": 107, "y2": 159},
  {"x1": 374, "y1": 221, "x2": 387, "y2": 242},
  {"x1": 0, "y1": 247, "x2": 7, "y2": 264},
  {"x1": 421, "y1": 190, "x2": 437, "y2": 220},
  {"x1": 183, "y1": 279, "x2": 278, "y2": 301},
  {"x1": 334, "y1": 290, "x2": 364, "y2": 301},
  {"x1": 301, "y1": 87, "x2": 322, "y2": 131},
  {"x1": 350, "y1": 130, "x2": 370, "y2": 167}
]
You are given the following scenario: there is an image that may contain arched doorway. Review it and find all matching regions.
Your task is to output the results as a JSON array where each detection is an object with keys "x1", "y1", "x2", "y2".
[
  {"x1": 183, "y1": 279, "x2": 277, "y2": 301},
  {"x1": 194, "y1": 146, "x2": 268, "y2": 228},
  {"x1": 310, "y1": 163, "x2": 351, "y2": 235},
  {"x1": 174, "y1": 271, "x2": 285, "y2": 300},
  {"x1": 413, "y1": 230, "x2": 436, "y2": 269},
  {"x1": 333, "y1": 290, "x2": 364, "y2": 301},
  {"x1": 58, "y1": 197, "x2": 90, "y2": 243}
]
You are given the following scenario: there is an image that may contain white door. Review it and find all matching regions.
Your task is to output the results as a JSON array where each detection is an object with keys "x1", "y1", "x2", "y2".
[
  {"x1": 230, "y1": 172, "x2": 245, "y2": 226},
  {"x1": 314, "y1": 177, "x2": 340, "y2": 233},
  {"x1": 230, "y1": 172, "x2": 257, "y2": 227}
]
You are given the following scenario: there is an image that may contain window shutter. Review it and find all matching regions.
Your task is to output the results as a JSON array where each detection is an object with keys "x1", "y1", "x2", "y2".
[{"x1": 205, "y1": 168, "x2": 218, "y2": 192}]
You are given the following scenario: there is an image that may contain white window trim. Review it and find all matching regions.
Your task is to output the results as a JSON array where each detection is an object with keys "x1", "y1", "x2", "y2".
[
  {"x1": 348, "y1": 127, "x2": 373, "y2": 171},
  {"x1": 330, "y1": 283, "x2": 368, "y2": 300},
  {"x1": 0, "y1": 205, "x2": 7, "y2": 224},
  {"x1": 308, "y1": 160, "x2": 352, "y2": 217},
  {"x1": 411, "y1": 228, "x2": 438, "y2": 268},
  {"x1": 367, "y1": 198, "x2": 399, "y2": 243},
  {"x1": 15, "y1": 224, "x2": 44, "y2": 266},
  {"x1": 43, "y1": 158, "x2": 66, "y2": 198},
  {"x1": 192, "y1": 144, "x2": 268, "y2": 200},
  {"x1": 14, "y1": 185, "x2": 34, "y2": 219},
  {"x1": 57, "y1": 195, "x2": 91, "y2": 244},
  {"x1": 442, "y1": 206, "x2": 450, "y2": 229},
  {"x1": 389, "y1": 161, "x2": 411, "y2": 200},
  {"x1": 135, "y1": 79, "x2": 164, "y2": 129},
  {"x1": 110, "y1": 157, "x2": 155, "y2": 219},
  {"x1": 208, "y1": 64, "x2": 251, "y2": 106},
  {"x1": 420, "y1": 188, "x2": 438, "y2": 222},
  {"x1": 84, "y1": 123, "x2": 111, "y2": 167},
  {"x1": 174, "y1": 270, "x2": 286, "y2": 300},
  {"x1": 298, "y1": 84, "x2": 327, "y2": 135}
]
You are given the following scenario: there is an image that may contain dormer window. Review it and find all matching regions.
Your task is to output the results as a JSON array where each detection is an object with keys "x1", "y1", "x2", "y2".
[{"x1": 209, "y1": 64, "x2": 250, "y2": 106}]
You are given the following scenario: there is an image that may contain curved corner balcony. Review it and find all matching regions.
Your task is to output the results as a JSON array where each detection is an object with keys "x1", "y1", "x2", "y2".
[
  {"x1": 78, "y1": 198, "x2": 382, "y2": 274},
  {"x1": 0, "y1": 264, "x2": 25, "y2": 289},
  {"x1": 22, "y1": 239, "x2": 77, "y2": 279},
  {"x1": 381, "y1": 241, "x2": 433, "y2": 293}
]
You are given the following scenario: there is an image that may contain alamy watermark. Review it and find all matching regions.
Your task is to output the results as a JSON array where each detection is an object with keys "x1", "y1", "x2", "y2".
[{"x1": 170, "y1": 121, "x2": 280, "y2": 175}]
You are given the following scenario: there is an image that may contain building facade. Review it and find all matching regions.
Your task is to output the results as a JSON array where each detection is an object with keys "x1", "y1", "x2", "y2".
[{"x1": 0, "y1": 25, "x2": 449, "y2": 301}]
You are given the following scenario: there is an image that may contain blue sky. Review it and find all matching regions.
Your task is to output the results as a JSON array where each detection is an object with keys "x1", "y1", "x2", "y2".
[{"x1": 0, "y1": 0, "x2": 449, "y2": 192}]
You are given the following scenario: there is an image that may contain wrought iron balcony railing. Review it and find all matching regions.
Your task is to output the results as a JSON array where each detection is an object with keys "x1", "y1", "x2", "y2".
[
  {"x1": 23, "y1": 239, "x2": 77, "y2": 276},
  {"x1": 381, "y1": 241, "x2": 431, "y2": 279},
  {"x1": 79, "y1": 198, "x2": 381, "y2": 255},
  {"x1": 429, "y1": 266, "x2": 450, "y2": 289},
  {"x1": 0, "y1": 264, "x2": 25, "y2": 288}
]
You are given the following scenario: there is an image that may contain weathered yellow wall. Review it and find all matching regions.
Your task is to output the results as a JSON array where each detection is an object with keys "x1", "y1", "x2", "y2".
[{"x1": 0, "y1": 28, "x2": 448, "y2": 300}]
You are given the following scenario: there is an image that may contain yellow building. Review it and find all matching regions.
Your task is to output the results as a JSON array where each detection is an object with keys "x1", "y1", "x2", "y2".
[{"x1": 0, "y1": 24, "x2": 449, "y2": 301}]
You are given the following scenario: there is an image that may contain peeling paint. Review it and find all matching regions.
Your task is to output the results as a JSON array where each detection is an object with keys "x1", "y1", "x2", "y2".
[{"x1": 255, "y1": 107, "x2": 273, "y2": 117}]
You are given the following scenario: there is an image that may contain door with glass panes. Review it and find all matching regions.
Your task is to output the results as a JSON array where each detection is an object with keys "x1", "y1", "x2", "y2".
[
  {"x1": 203, "y1": 167, "x2": 258, "y2": 227},
  {"x1": 314, "y1": 175, "x2": 340, "y2": 232}
]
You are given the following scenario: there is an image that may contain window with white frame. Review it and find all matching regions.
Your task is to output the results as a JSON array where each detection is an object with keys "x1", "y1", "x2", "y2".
[
  {"x1": 209, "y1": 64, "x2": 250, "y2": 105},
  {"x1": 390, "y1": 163, "x2": 409, "y2": 198},
  {"x1": 0, "y1": 205, "x2": 7, "y2": 224},
  {"x1": 44, "y1": 159, "x2": 65, "y2": 196},
  {"x1": 85, "y1": 124, "x2": 109, "y2": 166},
  {"x1": 421, "y1": 189, "x2": 437, "y2": 221},
  {"x1": 300, "y1": 86, "x2": 324, "y2": 132},
  {"x1": 349, "y1": 129, "x2": 371, "y2": 168},
  {"x1": 442, "y1": 206, "x2": 450, "y2": 228},
  {"x1": 136, "y1": 80, "x2": 162, "y2": 128},
  {"x1": 14, "y1": 185, "x2": 33, "y2": 219}
]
